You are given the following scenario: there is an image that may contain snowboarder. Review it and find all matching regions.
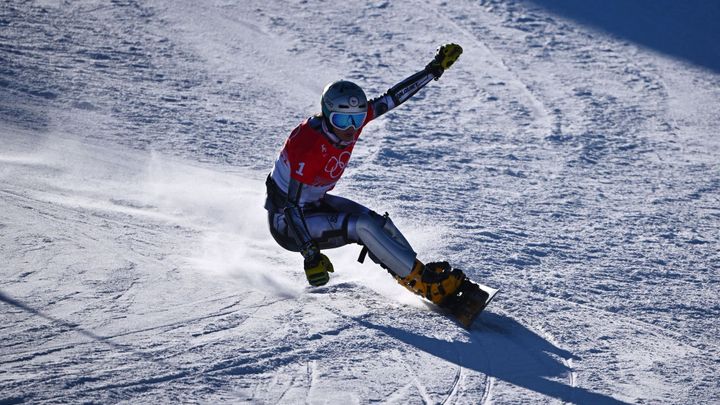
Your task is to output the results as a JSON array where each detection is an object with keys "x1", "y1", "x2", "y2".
[{"x1": 264, "y1": 44, "x2": 494, "y2": 326}]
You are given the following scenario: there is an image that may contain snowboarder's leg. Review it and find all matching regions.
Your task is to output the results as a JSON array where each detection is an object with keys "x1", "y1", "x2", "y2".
[
  {"x1": 270, "y1": 211, "x2": 356, "y2": 251},
  {"x1": 348, "y1": 213, "x2": 466, "y2": 305},
  {"x1": 318, "y1": 195, "x2": 419, "y2": 275},
  {"x1": 350, "y1": 212, "x2": 417, "y2": 277},
  {"x1": 267, "y1": 194, "x2": 370, "y2": 252},
  {"x1": 269, "y1": 196, "x2": 495, "y2": 327}
]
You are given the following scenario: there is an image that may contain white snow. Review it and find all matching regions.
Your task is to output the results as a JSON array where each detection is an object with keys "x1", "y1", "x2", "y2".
[{"x1": 1, "y1": 0, "x2": 719, "y2": 403}]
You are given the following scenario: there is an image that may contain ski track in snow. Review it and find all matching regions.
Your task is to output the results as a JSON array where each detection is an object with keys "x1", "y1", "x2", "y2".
[{"x1": 2, "y1": 0, "x2": 720, "y2": 403}]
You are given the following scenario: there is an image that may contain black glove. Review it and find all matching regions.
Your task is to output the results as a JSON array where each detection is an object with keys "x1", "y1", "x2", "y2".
[
  {"x1": 301, "y1": 242, "x2": 334, "y2": 286},
  {"x1": 425, "y1": 43, "x2": 463, "y2": 80}
]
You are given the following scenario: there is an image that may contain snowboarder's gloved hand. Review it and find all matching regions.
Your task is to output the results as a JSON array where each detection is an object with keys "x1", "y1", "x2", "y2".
[
  {"x1": 426, "y1": 43, "x2": 463, "y2": 80},
  {"x1": 302, "y1": 242, "x2": 334, "y2": 286}
]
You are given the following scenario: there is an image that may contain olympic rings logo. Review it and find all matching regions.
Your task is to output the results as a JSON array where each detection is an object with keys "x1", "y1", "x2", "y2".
[{"x1": 324, "y1": 151, "x2": 351, "y2": 179}]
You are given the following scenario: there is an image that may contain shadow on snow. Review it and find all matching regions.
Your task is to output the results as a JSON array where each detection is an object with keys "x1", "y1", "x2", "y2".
[
  {"x1": 2, "y1": 288, "x2": 629, "y2": 403},
  {"x1": 0, "y1": 290, "x2": 157, "y2": 363},
  {"x1": 523, "y1": 0, "x2": 720, "y2": 73},
  {"x1": 355, "y1": 312, "x2": 629, "y2": 404}
]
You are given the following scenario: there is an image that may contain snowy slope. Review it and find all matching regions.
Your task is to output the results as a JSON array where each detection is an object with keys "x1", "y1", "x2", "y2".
[{"x1": 2, "y1": 0, "x2": 719, "y2": 403}]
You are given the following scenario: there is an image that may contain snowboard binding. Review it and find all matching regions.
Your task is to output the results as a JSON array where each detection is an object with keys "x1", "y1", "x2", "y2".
[
  {"x1": 441, "y1": 277, "x2": 497, "y2": 329},
  {"x1": 396, "y1": 260, "x2": 499, "y2": 329}
]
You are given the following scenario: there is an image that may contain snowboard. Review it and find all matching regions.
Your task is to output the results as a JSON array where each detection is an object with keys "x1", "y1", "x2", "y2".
[{"x1": 443, "y1": 278, "x2": 499, "y2": 329}]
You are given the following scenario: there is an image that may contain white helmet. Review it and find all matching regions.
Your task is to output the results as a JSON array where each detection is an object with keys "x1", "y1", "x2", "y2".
[{"x1": 321, "y1": 80, "x2": 368, "y2": 130}]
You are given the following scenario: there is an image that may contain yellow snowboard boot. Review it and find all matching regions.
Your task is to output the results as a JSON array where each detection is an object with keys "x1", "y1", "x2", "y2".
[{"x1": 396, "y1": 260, "x2": 465, "y2": 306}]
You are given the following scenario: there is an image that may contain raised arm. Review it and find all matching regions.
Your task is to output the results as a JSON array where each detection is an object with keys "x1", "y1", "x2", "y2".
[{"x1": 370, "y1": 43, "x2": 463, "y2": 118}]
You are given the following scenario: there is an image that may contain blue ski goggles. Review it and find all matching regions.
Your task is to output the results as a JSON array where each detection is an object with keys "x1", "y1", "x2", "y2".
[{"x1": 329, "y1": 112, "x2": 367, "y2": 130}]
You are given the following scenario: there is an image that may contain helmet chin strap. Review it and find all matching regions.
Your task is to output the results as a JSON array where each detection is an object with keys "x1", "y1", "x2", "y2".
[{"x1": 321, "y1": 119, "x2": 353, "y2": 148}]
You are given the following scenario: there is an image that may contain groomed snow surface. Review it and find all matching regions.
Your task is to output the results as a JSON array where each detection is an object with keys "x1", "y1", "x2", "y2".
[{"x1": 2, "y1": 1, "x2": 719, "y2": 403}]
